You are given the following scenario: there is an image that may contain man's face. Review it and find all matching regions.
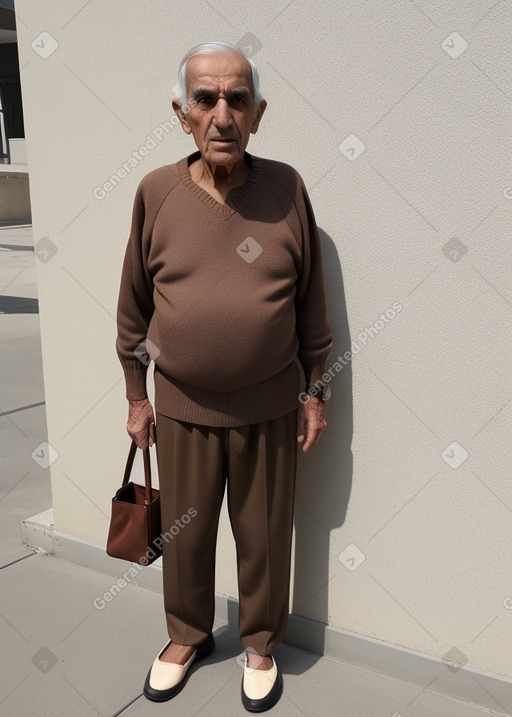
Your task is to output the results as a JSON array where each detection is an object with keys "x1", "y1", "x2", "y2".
[{"x1": 172, "y1": 51, "x2": 267, "y2": 167}]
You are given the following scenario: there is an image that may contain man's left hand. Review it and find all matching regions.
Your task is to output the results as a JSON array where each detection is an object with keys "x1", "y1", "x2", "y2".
[{"x1": 297, "y1": 396, "x2": 327, "y2": 452}]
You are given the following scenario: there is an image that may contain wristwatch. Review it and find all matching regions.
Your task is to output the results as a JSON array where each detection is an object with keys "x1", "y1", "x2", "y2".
[{"x1": 305, "y1": 383, "x2": 331, "y2": 402}]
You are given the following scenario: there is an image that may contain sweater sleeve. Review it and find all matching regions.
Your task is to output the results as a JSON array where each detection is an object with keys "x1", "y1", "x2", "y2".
[
  {"x1": 294, "y1": 176, "x2": 334, "y2": 387},
  {"x1": 115, "y1": 180, "x2": 155, "y2": 400}
]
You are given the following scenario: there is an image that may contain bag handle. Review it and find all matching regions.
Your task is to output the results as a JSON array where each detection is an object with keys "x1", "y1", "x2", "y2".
[{"x1": 121, "y1": 439, "x2": 153, "y2": 505}]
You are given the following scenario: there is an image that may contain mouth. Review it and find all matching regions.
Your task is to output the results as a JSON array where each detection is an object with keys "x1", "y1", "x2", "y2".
[{"x1": 209, "y1": 137, "x2": 237, "y2": 146}]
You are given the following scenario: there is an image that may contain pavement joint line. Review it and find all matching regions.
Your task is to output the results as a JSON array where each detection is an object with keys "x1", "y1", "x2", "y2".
[
  {"x1": 0, "y1": 552, "x2": 37, "y2": 571},
  {"x1": 0, "y1": 401, "x2": 46, "y2": 416}
]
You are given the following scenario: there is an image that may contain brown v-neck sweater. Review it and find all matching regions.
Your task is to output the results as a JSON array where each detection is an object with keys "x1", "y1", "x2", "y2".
[{"x1": 116, "y1": 150, "x2": 333, "y2": 426}]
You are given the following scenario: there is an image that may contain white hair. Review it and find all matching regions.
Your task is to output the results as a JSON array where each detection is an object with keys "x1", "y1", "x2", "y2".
[{"x1": 173, "y1": 41, "x2": 264, "y2": 108}]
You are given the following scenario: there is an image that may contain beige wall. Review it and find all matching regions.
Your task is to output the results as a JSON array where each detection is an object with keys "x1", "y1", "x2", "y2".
[{"x1": 16, "y1": 0, "x2": 512, "y2": 678}]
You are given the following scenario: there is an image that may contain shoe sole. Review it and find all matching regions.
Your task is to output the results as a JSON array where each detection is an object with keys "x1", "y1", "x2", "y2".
[{"x1": 143, "y1": 631, "x2": 215, "y2": 702}]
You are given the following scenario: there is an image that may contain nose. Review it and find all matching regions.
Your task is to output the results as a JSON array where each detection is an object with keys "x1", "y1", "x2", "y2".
[{"x1": 212, "y1": 98, "x2": 232, "y2": 129}]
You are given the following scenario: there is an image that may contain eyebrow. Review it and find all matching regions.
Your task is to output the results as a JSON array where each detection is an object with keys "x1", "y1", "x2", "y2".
[{"x1": 191, "y1": 87, "x2": 251, "y2": 100}]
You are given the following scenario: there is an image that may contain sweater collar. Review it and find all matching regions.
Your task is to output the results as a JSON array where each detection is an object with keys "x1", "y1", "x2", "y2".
[{"x1": 176, "y1": 150, "x2": 262, "y2": 219}]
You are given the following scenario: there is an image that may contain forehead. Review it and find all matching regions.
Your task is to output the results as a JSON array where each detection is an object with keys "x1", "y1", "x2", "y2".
[{"x1": 185, "y1": 52, "x2": 253, "y2": 90}]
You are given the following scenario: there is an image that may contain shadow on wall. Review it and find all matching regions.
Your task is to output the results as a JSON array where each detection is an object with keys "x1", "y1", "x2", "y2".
[{"x1": 290, "y1": 228, "x2": 354, "y2": 665}]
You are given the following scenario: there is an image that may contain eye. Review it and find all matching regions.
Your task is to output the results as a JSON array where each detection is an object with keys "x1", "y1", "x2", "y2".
[{"x1": 193, "y1": 95, "x2": 213, "y2": 106}]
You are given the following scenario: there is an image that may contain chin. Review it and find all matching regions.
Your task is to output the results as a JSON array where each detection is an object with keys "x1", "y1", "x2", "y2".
[{"x1": 206, "y1": 148, "x2": 243, "y2": 164}]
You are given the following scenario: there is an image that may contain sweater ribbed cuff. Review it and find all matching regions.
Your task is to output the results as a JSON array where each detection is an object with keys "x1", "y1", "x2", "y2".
[
  {"x1": 120, "y1": 358, "x2": 149, "y2": 401},
  {"x1": 303, "y1": 351, "x2": 333, "y2": 387}
]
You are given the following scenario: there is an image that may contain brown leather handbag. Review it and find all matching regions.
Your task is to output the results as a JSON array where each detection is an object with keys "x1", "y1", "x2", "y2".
[{"x1": 106, "y1": 440, "x2": 162, "y2": 565}]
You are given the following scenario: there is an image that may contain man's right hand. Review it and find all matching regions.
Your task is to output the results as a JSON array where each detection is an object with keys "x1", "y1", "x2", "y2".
[{"x1": 127, "y1": 398, "x2": 156, "y2": 449}]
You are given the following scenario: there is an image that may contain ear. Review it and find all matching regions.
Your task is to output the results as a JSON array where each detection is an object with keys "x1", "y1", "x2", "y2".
[
  {"x1": 250, "y1": 99, "x2": 267, "y2": 135},
  {"x1": 172, "y1": 98, "x2": 192, "y2": 135}
]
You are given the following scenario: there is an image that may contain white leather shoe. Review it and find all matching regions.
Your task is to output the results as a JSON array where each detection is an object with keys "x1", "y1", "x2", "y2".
[
  {"x1": 143, "y1": 632, "x2": 214, "y2": 702},
  {"x1": 241, "y1": 653, "x2": 283, "y2": 712}
]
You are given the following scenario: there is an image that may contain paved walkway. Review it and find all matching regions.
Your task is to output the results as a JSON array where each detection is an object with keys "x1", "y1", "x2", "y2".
[{"x1": 0, "y1": 226, "x2": 499, "y2": 715}]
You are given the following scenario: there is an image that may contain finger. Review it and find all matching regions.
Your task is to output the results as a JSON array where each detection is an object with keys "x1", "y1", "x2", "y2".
[
  {"x1": 302, "y1": 431, "x2": 316, "y2": 452},
  {"x1": 303, "y1": 419, "x2": 321, "y2": 452},
  {"x1": 304, "y1": 419, "x2": 328, "y2": 452},
  {"x1": 302, "y1": 423, "x2": 315, "y2": 451},
  {"x1": 129, "y1": 424, "x2": 148, "y2": 450}
]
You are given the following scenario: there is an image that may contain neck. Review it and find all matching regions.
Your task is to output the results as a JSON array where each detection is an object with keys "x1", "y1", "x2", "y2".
[{"x1": 197, "y1": 154, "x2": 249, "y2": 189}]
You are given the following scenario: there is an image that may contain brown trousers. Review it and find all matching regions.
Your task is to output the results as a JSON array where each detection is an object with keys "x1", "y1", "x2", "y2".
[{"x1": 154, "y1": 408, "x2": 298, "y2": 657}]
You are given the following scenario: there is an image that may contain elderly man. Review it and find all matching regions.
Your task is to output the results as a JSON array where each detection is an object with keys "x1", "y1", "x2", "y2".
[{"x1": 116, "y1": 41, "x2": 333, "y2": 712}]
